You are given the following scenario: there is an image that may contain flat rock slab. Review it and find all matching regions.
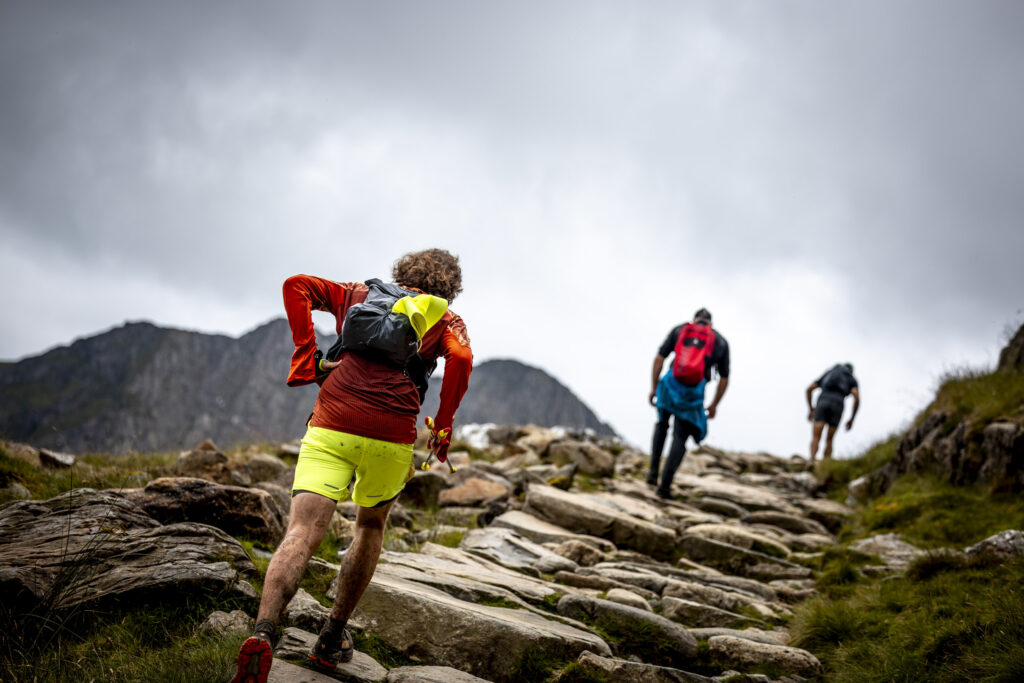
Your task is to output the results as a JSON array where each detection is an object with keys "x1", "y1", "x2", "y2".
[
  {"x1": 688, "y1": 628, "x2": 787, "y2": 646},
  {"x1": 848, "y1": 533, "x2": 924, "y2": 571},
  {"x1": 459, "y1": 527, "x2": 578, "y2": 574},
  {"x1": 438, "y1": 478, "x2": 510, "y2": 507},
  {"x1": 678, "y1": 535, "x2": 808, "y2": 579},
  {"x1": 575, "y1": 650, "x2": 714, "y2": 683},
  {"x1": 275, "y1": 627, "x2": 388, "y2": 682},
  {"x1": 490, "y1": 510, "x2": 616, "y2": 551},
  {"x1": 350, "y1": 571, "x2": 610, "y2": 682},
  {"x1": 740, "y1": 511, "x2": 832, "y2": 538},
  {"x1": 524, "y1": 484, "x2": 676, "y2": 560},
  {"x1": 0, "y1": 488, "x2": 255, "y2": 612},
  {"x1": 386, "y1": 666, "x2": 495, "y2": 682},
  {"x1": 708, "y1": 635, "x2": 822, "y2": 678},
  {"x1": 673, "y1": 476, "x2": 799, "y2": 515},
  {"x1": 661, "y1": 597, "x2": 763, "y2": 629}
]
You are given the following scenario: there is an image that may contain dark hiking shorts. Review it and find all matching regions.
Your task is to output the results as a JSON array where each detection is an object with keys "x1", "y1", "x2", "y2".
[{"x1": 813, "y1": 394, "x2": 845, "y2": 427}]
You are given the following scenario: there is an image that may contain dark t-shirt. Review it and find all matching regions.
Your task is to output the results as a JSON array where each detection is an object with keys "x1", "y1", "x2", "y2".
[
  {"x1": 816, "y1": 365, "x2": 858, "y2": 399},
  {"x1": 659, "y1": 324, "x2": 730, "y2": 381}
]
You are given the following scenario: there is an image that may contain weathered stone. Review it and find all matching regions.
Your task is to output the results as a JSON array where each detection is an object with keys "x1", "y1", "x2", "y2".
[
  {"x1": 678, "y1": 535, "x2": 808, "y2": 579},
  {"x1": 274, "y1": 627, "x2": 388, "y2": 682},
  {"x1": 964, "y1": 529, "x2": 1024, "y2": 562},
  {"x1": 38, "y1": 448, "x2": 76, "y2": 468},
  {"x1": 116, "y1": 476, "x2": 286, "y2": 544},
  {"x1": 199, "y1": 609, "x2": 254, "y2": 637},
  {"x1": 683, "y1": 524, "x2": 790, "y2": 558},
  {"x1": 661, "y1": 597, "x2": 762, "y2": 629},
  {"x1": 978, "y1": 422, "x2": 1024, "y2": 492},
  {"x1": 551, "y1": 539, "x2": 606, "y2": 567},
  {"x1": 689, "y1": 497, "x2": 747, "y2": 519},
  {"x1": 278, "y1": 442, "x2": 302, "y2": 458},
  {"x1": 267, "y1": 658, "x2": 346, "y2": 682},
  {"x1": 256, "y1": 482, "x2": 293, "y2": 514},
  {"x1": 401, "y1": 470, "x2": 452, "y2": 508},
  {"x1": 1, "y1": 482, "x2": 32, "y2": 501},
  {"x1": 848, "y1": 533, "x2": 923, "y2": 571},
  {"x1": 0, "y1": 489, "x2": 256, "y2": 613},
  {"x1": 557, "y1": 595, "x2": 697, "y2": 667},
  {"x1": 524, "y1": 485, "x2": 676, "y2": 559},
  {"x1": 460, "y1": 527, "x2": 578, "y2": 574},
  {"x1": 439, "y1": 478, "x2": 510, "y2": 507},
  {"x1": 688, "y1": 628, "x2": 787, "y2": 646},
  {"x1": 662, "y1": 579, "x2": 774, "y2": 617},
  {"x1": 574, "y1": 650, "x2": 714, "y2": 683},
  {"x1": 998, "y1": 321, "x2": 1024, "y2": 371},
  {"x1": 176, "y1": 447, "x2": 227, "y2": 472},
  {"x1": 739, "y1": 511, "x2": 831, "y2": 538},
  {"x1": 491, "y1": 510, "x2": 616, "y2": 552},
  {"x1": 605, "y1": 587, "x2": 653, "y2": 612},
  {"x1": 707, "y1": 635, "x2": 821, "y2": 677},
  {"x1": 673, "y1": 476, "x2": 799, "y2": 515},
  {"x1": 348, "y1": 572, "x2": 610, "y2": 682},
  {"x1": 552, "y1": 571, "x2": 657, "y2": 600},
  {"x1": 386, "y1": 666, "x2": 494, "y2": 682},
  {"x1": 547, "y1": 440, "x2": 615, "y2": 477},
  {"x1": 285, "y1": 588, "x2": 331, "y2": 633},
  {"x1": 249, "y1": 453, "x2": 289, "y2": 483}
]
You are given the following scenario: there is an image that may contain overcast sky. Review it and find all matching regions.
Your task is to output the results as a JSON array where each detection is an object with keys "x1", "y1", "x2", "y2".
[{"x1": 2, "y1": 1, "x2": 1022, "y2": 457}]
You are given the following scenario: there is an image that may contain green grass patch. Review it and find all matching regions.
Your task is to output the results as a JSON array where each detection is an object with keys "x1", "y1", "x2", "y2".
[
  {"x1": 510, "y1": 649, "x2": 559, "y2": 681},
  {"x1": 929, "y1": 366, "x2": 1024, "y2": 434},
  {"x1": 0, "y1": 593, "x2": 251, "y2": 682},
  {"x1": 790, "y1": 555, "x2": 1024, "y2": 682},
  {"x1": 554, "y1": 661, "x2": 612, "y2": 682},
  {"x1": 356, "y1": 631, "x2": 414, "y2": 669},
  {"x1": 816, "y1": 433, "x2": 900, "y2": 501},
  {"x1": 853, "y1": 474, "x2": 1024, "y2": 548}
]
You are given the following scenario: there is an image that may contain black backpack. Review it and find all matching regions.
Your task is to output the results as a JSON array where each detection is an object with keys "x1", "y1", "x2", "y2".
[{"x1": 316, "y1": 279, "x2": 440, "y2": 402}]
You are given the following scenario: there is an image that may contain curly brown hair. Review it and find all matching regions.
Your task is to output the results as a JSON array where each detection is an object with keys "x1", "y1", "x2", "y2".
[{"x1": 392, "y1": 248, "x2": 463, "y2": 302}]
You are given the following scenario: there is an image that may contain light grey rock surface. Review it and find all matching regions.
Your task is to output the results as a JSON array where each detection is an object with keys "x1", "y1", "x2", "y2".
[
  {"x1": 707, "y1": 635, "x2": 822, "y2": 677},
  {"x1": 274, "y1": 627, "x2": 388, "y2": 682}
]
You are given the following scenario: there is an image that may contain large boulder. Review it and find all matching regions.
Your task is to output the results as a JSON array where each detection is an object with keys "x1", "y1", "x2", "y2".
[
  {"x1": 438, "y1": 477, "x2": 511, "y2": 507},
  {"x1": 0, "y1": 489, "x2": 256, "y2": 613},
  {"x1": 524, "y1": 485, "x2": 676, "y2": 559},
  {"x1": 660, "y1": 596, "x2": 762, "y2": 629},
  {"x1": 248, "y1": 453, "x2": 289, "y2": 483},
  {"x1": 965, "y1": 529, "x2": 1024, "y2": 562},
  {"x1": 344, "y1": 572, "x2": 610, "y2": 682},
  {"x1": 459, "y1": 527, "x2": 578, "y2": 574},
  {"x1": 707, "y1": 635, "x2": 822, "y2": 678},
  {"x1": 274, "y1": 627, "x2": 388, "y2": 682},
  {"x1": 490, "y1": 510, "x2": 616, "y2": 552},
  {"x1": 557, "y1": 595, "x2": 698, "y2": 667},
  {"x1": 546, "y1": 440, "x2": 616, "y2": 477},
  {"x1": 115, "y1": 477, "x2": 286, "y2": 544}
]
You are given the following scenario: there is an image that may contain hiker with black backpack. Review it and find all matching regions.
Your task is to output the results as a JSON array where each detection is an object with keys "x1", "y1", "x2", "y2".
[
  {"x1": 647, "y1": 308, "x2": 730, "y2": 499},
  {"x1": 806, "y1": 362, "x2": 860, "y2": 463},
  {"x1": 232, "y1": 249, "x2": 473, "y2": 683}
]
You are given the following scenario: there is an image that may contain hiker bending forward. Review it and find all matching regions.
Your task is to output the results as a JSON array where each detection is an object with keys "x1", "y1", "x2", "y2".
[
  {"x1": 233, "y1": 249, "x2": 472, "y2": 683},
  {"x1": 806, "y1": 362, "x2": 859, "y2": 462},
  {"x1": 647, "y1": 308, "x2": 730, "y2": 499}
]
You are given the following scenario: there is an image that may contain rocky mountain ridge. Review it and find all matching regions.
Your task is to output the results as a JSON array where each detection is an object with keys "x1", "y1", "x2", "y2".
[{"x1": 0, "y1": 320, "x2": 612, "y2": 453}]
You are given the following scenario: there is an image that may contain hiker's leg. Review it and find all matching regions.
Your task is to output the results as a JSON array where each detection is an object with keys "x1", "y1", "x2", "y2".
[
  {"x1": 810, "y1": 421, "x2": 825, "y2": 462},
  {"x1": 257, "y1": 492, "x2": 336, "y2": 625},
  {"x1": 329, "y1": 498, "x2": 395, "y2": 623},
  {"x1": 657, "y1": 418, "x2": 694, "y2": 496},
  {"x1": 649, "y1": 410, "x2": 671, "y2": 484},
  {"x1": 823, "y1": 424, "x2": 838, "y2": 459}
]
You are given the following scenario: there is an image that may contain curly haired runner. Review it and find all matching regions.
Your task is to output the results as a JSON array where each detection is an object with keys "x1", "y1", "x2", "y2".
[{"x1": 232, "y1": 249, "x2": 472, "y2": 683}]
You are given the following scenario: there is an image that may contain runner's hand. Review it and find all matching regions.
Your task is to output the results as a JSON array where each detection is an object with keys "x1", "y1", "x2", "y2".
[
  {"x1": 648, "y1": 389, "x2": 657, "y2": 406},
  {"x1": 321, "y1": 358, "x2": 342, "y2": 371},
  {"x1": 845, "y1": 419, "x2": 854, "y2": 431},
  {"x1": 425, "y1": 417, "x2": 452, "y2": 462},
  {"x1": 808, "y1": 409, "x2": 814, "y2": 422},
  {"x1": 706, "y1": 404, "x2": 717, "y2": 419}
]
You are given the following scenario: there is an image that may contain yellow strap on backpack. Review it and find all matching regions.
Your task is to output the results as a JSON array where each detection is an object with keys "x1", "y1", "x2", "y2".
[{"x1": 392, "y1": 294, "x2": 448, "y2": 340}]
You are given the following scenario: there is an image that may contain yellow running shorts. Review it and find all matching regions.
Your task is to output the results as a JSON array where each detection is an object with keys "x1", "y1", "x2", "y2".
[{"x1": 292, "y1": 425, "x2": 414, "y2": 507}]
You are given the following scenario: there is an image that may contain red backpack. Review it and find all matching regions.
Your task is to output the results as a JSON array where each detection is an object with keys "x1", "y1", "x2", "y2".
[{"x1": 672, "y1": 323, "x2": 716, "y2": 386}]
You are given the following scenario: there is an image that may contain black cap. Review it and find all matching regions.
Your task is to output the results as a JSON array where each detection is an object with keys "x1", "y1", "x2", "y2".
[{"x1": 694, "y1": 308, "x2": 712, "y2": 322}]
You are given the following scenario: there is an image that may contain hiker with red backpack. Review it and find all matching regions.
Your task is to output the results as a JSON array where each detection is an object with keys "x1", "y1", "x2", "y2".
[
  {"x1": 806, "y1": 363, "x2": 860, "y2": 463},
  {"x1": 647, "y1": 308, "x2": 730, "y2": 499},
  {"x1": 232, "y1": 249, "x2": 472, "y2": 683}
]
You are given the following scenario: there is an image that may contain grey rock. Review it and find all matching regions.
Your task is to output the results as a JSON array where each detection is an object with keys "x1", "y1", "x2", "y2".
[
  {"x1": 116, "y1": 476, "x2": 286, "y2": 544},
  {"x1": 738, "y1": 512, "x2": 831, "y2": 538},
  {"x1": 998, "y1": 321, "x2": 1024, "y2": 371},
  {"x1": 552, "y1": 572, "x2": 658, "y2": 600},
  {"x1": 524, "y1": 485, "x2": 676, "y2": 560},
  {"x1": 490, "y1": 510, "x2": 616, "y2": 552},
  {"x1": 199, "y1": 609, "x2": 254, "y2": 637},
  {"x1": 459, "y1": 527, "x2": 578, "y2": 574},
  {"x1": 688, "y1": 628, "x2": 787, "y2": 646},
  {"x1": 547, "y1": 440, "x2": 615, "y2": 477},
  {"x1": 386, "y1": 666, "x2": 494, "y2": 682},
  {"x1": 689, "y1": 497, "x2": 747, "y2": 519},
  {"x1": 285, "y1": 588, "x2": 331, "y2": 633},
  {"x1": 964, "y1": 529, "x2": 1024, "y2": 562},
  {"x1": 605, "y1": 588, "x2": 653, "y2": 612},
  {"x1": 274, "y1": 627, "x2": 388, "y2": 682},
  {"x1": 348, "y1": 572, "x2": 610, "y2": 682},
  {"x1": 1, "y1": 482, "x2": 32, "y2": 501},
  {"x1": 848, "y1": 533, "x2": 924, "y2": 571},
  {"x1": 678, "y1": 535, "x2": 808, "y2": 579},
  {"x1": 575, "y1": 650, "x2": 714, "y2": 682},
  {"x1": 249, "y1": 453, "x2": 289, "y2": 483},
  {"x1": 256, "y1": 482, "x2": 293, "y2": 514},
  {"x1": 267, "y1": 658, "x2": 348, "y2": 682},
  {"x1": 401, "y1": 469, "x2": 452, "y2": 509},
  {"x1": 707, "y1": 635, "x2": 821, "y2": 677},
  {"x1": 38, "y1": 448, "x2": 76, "y2": 468},
  {"x1": 0, "y1": 489, "x2": 256, "y2": 613},
  {"x1": 557, "y1": 595, "x2": 697, "y2": 667},
  {"x1": 552, "y1": 539, "x2": 606, "y2": 567},
  {"x1": 661, "y1": 597, "x2": 763, "y2": 629},
  {"x1": 438, "y1": 478, "x2": 510, "y2": 508}
]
